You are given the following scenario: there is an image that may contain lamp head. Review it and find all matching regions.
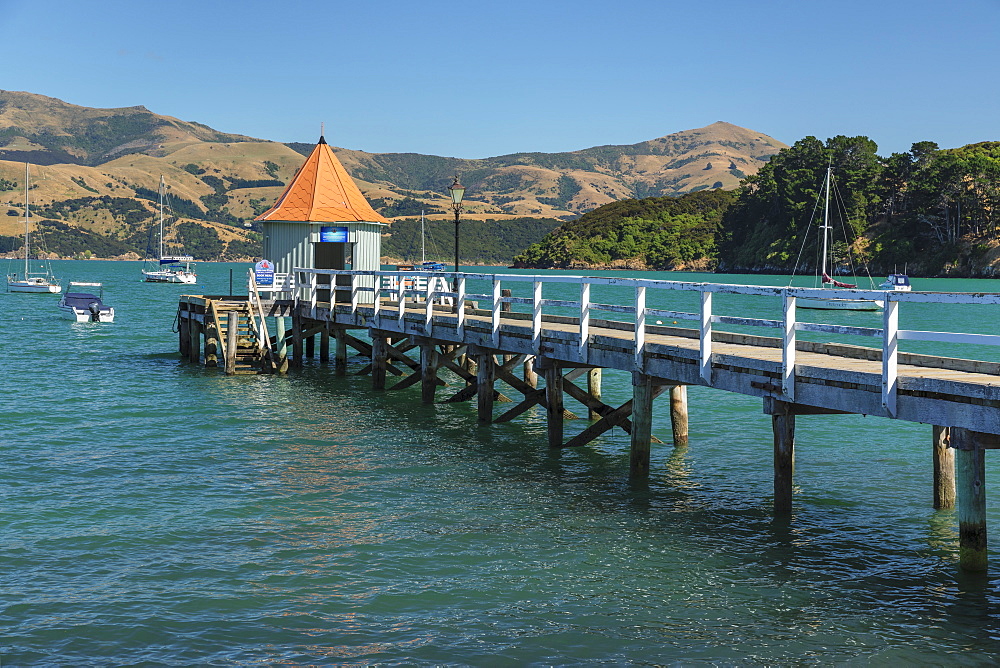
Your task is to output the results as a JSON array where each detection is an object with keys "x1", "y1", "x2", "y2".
[{"x1": 448, "y1": 175, "x2": 466, "y2": 206}]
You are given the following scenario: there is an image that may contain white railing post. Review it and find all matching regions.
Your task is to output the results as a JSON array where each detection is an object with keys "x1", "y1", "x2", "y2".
[
  {"x1": 309, "y1": 270, "x2": 318, "y2": 318},
  {"x1": 533, "y1": 280, "x2": 543, "y2": 353},
  {"x1": 492, "y1": 277, "x2": 502, "y2": 348},
  {"x1": 398, "y1": 274, "x2": 406, "y2": 327},
  {"x1": 456, "y1": 275, "x2": 466, "y2": 337},
  {"x1": 782, "y1": 292, "x2": 796, "y2": 401},
  {"x1": 372, "y1": 272, "x2": 381, "y2": 325},
  {"x1": 425, "y1": 283, "x2": 434, "y2": 336},
  {"x1": 883, "y1": 297, "x2": 899, "y2": 417},
  {"x1": 579, "y1": 281, "x2": 590, "y2": 359},
  {"x1": 634, "y1": 285, "x2": 646, "y2": 370},
  {"x1": 350, "y1": 273, "x2": 359, "y2": 314},
  {"x1": 700, "y1": 290, "x2": 712, "y2": 383}
]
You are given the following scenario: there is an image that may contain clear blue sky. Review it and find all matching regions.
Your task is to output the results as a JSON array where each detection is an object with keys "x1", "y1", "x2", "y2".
[{"x1": 2, "y1": 0, "x2": 997, "y2": 158}]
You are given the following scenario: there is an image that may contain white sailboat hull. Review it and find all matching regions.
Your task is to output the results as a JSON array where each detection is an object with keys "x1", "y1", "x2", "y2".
[
  {"x1": 7, "y1": 277, "x2": 62, "y2": 293},
  {"x1": 142, "y1": 269, "x2": 197, "y2": 284}
]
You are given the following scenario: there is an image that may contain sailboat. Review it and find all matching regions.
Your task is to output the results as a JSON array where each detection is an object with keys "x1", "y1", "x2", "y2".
[
  {"x1": 141, "y1": 176, "x2": 197, "y2": 284},
  {"x1": 398, "y1": 211, "x2": 444, "y2": 272},
  {"x1": 6, "y1": 163, "x2": 62, "y2": 293},
  {"x1": 798, "y1": 166, "x2": 882, "y2": 311}
]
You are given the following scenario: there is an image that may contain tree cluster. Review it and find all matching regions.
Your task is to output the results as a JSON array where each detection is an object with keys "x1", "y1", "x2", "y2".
[
  {"x1": 719, "y1": 137, "x2": 1000, "y2": 274},
  {"x1": 513, "y1": 190, "x2": 735, "y2": 269}
]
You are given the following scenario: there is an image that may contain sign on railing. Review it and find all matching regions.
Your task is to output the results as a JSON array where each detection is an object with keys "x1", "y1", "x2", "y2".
[
  {"x1": 250, "y1": 271, "x2": 295, "y2": 295},
  {"x1": 254, "y1": 259, "x2": 274, "y2": 286}
]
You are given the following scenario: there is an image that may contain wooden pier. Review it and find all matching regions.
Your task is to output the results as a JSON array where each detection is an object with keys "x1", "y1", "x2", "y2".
[{"x1": 178, "y1": 269, "x2": 1000, "y2": 571}]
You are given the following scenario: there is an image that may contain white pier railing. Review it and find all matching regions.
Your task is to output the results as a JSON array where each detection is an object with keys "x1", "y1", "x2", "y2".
[{"x1": 291, "y1": 269, "x2": 1000, "y2": 418}]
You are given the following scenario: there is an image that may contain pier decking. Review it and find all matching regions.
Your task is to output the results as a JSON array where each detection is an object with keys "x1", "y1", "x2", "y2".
[{"x1": 178, "y1": 269, "x2": 1000, "y2": 571}]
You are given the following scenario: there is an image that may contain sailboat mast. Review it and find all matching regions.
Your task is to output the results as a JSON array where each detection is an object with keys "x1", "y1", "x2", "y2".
[
  {"x1": 158, "y1": 175, "x2": 165, "y2": 259},
  {"x1": 820, "y1": 166, "x2": 831, "y2": 281},
  {"x1": 421, "y1": 210, "x2": 425, "y2": 263},
  {"x1": 23, "y1": 162, "x2": 29, "y2": 277}
]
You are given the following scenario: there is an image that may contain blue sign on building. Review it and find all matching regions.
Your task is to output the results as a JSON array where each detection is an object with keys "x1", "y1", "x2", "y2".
[
  {"x1": 254, "y1": 259, "x2": 275, "y2": 286},
  {"x1": 320, "y1": 226, "x2": 349, "y2": 243}
]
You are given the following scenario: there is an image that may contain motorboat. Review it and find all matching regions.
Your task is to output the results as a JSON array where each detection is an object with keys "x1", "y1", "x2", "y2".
[
  {"x1": 57, "y1": 282, "x2": 115, "y2": 322},
  {"x1": 879, "y1": 273, "x2": 912, "y2": 292}
]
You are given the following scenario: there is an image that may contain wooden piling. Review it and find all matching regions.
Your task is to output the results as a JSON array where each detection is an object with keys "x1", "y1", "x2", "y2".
[
  {"x1": 953, "y1": 427, "x2": 989, "y2": 572},
  {"x1": 179, "y1": 308, "x2": 191, "y2": 359},
  {"x1": 464, "y1": 354, "x2": 478, "y2": 382},
  {"x1": 371, "y1": 333, "x2": 388, "y2": 390},
  {"x1": 291, "y1": 311, "x2": 304, "y2": 368},
  {"x1": 771, "y1": 399, "x2": 795, "y2": 514},
  {"x1": 421, "y1": 343, "x2": 439, "y2": 404},
  {"x1": 476, "y1": 350, "x2": 495, "y2": 423},
  {"x1": 587, "y1": 368, "x2": 602, "y2": 420},
  {"x1": 524, "y1": 356, "x2": 538, "y2": 389},
  {"x1": 543, "y1": 361, "x2": 564, "y2": 448},
  {"x1": 670, "y1": 385, "x2": 689, "y2": 447},
  {"x1": 933, "y1": 425, "x2": 955, "y2": 510},
  {"x1": 204, "y1": 318, "x2": 219, "y2": 367},
  {"x1": 275, "y1": 315, "x2": 289, "y2": 375},
  {"x1": 188, "y1": 317, "x2": 201, "y2": 364},
  {"x1": 320, "y1": 325, "x2": 330, "y2": 362},
  {"x1": 630, "y1": 372, "x2": 654, "y2": 477},
  {"x1": 225, "y1": 311, "x2": 238, "y2": 376},
  {"x1": 335, "y1": 328, "x2": 348, "y2": 376},
  {"x1": 306, "y1": 333, "x2": 315, "y2": 359}
]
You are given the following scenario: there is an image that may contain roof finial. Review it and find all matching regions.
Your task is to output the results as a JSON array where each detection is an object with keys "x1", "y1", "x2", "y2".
[{"x1": 319, "y1": 122, "x2": 326, "y2": 144}]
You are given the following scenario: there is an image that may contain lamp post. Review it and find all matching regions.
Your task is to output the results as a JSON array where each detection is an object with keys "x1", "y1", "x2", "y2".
[{"x1": 448, "y1": 174, "x2": 466, "y2": 280}]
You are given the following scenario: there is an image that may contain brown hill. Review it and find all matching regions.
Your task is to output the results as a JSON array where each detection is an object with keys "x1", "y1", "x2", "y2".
[{"x1": 0, "y1": 90, "x2": 786, "y2": 259}]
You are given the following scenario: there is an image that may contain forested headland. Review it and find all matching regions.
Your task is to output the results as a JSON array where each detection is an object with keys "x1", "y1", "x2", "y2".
[{"x1": 515, "y1": 136, "x2": 1000, "y2": 277}]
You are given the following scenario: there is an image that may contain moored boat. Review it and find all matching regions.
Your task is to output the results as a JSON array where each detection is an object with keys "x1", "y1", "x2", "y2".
[
  {"x1": 797, "y1": 165, "x2": 882, "y2": 311},
  {"x1": 6, "y1": 162, "x2": 61, "y2": 293},
  {"x1": 57, "y1": 282, "x2": 115, "y2": 322},
  {"x1": 879, "y1": 273, "x2": 912, "y2": 291},
  {"x1": 141, "y1": 176, "x2": 197, "y2": 284}
]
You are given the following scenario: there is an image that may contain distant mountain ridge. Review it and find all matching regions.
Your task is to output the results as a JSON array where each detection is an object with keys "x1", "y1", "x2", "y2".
[
  {"x1": 0, "y1": 90, "x2": 786, "y2": 261},
  {"x1": 290, "y1": 121, "x2": 786, "y2": 218},
  {"x1": 0, "y1": 90, "x2": 256, "y2": 166}
]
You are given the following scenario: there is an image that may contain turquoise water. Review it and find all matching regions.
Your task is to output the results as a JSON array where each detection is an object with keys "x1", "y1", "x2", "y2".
[{"x1": 5, "y1": 260, "x2": 1000, "y2": 665}]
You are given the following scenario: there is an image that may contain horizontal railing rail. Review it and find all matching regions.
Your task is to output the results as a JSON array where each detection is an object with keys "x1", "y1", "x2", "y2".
[{"x1": 290, "y1": 268, "x2": 1000, "y2": 418}]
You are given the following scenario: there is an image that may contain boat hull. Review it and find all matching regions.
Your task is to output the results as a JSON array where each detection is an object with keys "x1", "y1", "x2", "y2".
[
  {"x1": 799, "y1": 297, "x2": 883, "y2": 311},
  {"x1": 58, "y1": 305, "x2": 115, "y2": 322},
  {"x1": 142, "y1": 270, "x2": 197, "y2": 284},
  {"x1": 7, "y1": 279, "x2": 62, "y2": 293}
]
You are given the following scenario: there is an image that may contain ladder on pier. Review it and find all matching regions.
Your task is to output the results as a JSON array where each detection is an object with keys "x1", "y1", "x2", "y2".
[{"x1": 210, "y1": 300, "x2": 269, "y2": 374}]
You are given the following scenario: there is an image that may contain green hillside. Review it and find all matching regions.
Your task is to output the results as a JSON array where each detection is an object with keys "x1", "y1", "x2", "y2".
[{"x1": 513, "y1": 190, "x2": 735, "y2": 270}]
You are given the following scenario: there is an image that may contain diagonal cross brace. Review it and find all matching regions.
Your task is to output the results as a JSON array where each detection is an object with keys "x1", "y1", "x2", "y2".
[{"x1": 561, "y1": 384, "x2": 667, "y2": 448}]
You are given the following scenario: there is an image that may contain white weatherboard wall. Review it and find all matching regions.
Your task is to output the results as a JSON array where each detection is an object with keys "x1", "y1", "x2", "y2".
[
  {"x1": 263, "y1": 222, "x2": 314, "y2": 275},
  {"x1": 262, "y1": 221, "x2": 386, "y2": 303}
]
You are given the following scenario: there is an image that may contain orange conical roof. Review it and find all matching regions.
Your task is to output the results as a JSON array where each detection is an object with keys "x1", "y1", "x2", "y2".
[{"x1": 255, "y1": 136, "x2": 388, "y2": 224}]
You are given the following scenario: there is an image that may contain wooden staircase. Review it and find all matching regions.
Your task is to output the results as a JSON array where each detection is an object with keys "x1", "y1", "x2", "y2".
[{"x1": 210, "y1": 300, "x2": 268, "y2": 374}]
